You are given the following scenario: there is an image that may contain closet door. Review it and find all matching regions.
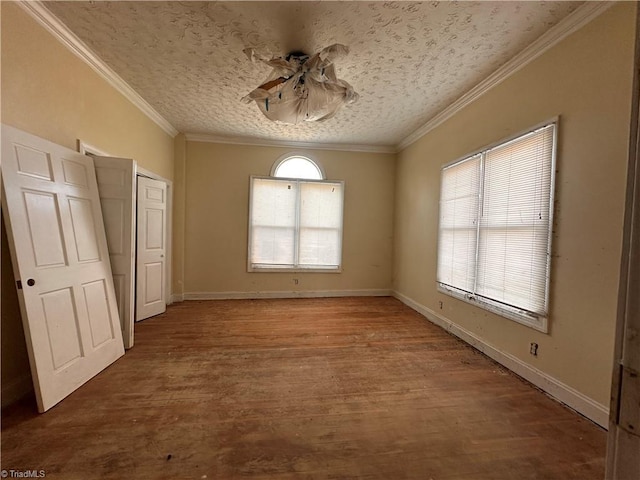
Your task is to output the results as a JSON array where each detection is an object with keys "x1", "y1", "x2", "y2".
[
  {"x1": 1, "y1": 125, "x2": 124, "y2": 412},
  {"x1": 136, "y1": 176, "x2": 167, "y2": 321},
  {"x1": 93, "y1": 156, "x2": 136, "y2": 348}
]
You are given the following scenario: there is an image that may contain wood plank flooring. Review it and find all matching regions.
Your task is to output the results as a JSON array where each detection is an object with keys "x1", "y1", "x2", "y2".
[{"x1": 1, "y1": 297, "x2": 606, "y2": 479}]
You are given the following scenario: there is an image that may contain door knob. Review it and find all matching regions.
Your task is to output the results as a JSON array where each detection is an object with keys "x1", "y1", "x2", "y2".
[{"x1": 27, "y1": 278, "x2": 35, "y2": 286}]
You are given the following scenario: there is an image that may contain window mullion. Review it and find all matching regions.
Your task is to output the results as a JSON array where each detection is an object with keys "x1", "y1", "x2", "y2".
[
  {"x1": 473, "y1": 152, "x2": 486, "y2": 296},
  {"x1": 293, "y1": 180, "x2": 301, "y2": 267}
]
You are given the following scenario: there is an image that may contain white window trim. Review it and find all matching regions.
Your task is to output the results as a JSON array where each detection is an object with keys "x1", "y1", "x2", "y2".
[
  {"x1": 437, "y1": 118, "x2": 558, "y2": 333},
  {"x1": 247, "y1": 175, "x2": 345, "y2": 273},
  {"x1": 438, "y1": 284, "x2": 549, "y2": 332}
]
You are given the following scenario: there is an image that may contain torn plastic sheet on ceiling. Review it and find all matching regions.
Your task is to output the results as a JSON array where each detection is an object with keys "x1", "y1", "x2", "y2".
[{"x1": 241, "y1": 44, "x2": 359, "y2": 125}]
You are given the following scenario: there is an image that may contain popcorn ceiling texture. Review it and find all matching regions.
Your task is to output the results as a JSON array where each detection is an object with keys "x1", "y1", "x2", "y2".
[{"x1": 46, "y1": 1, "x2": 583, "y2": 147}]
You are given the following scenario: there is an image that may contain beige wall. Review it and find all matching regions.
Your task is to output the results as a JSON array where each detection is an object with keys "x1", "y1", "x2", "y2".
[
  {"x1": 184, "y1": 142, "x2": 395, "y2": 295},
  {"x1": 393, "y1": 2, "x2": 636, "y2": 407},
  {"x1": 173, "y1": 133, "x2": 187, "y2": 296},
  {"x1": 1, "y1": 3, "x2": 174, "y2": 179},
  {"x1": 0, "y1": 3, "x2": 175, "y2": 404}
]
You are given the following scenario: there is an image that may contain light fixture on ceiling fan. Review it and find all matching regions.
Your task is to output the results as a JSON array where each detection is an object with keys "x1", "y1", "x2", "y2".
[{"x1": 241, "y1": 44, "x2": 359, "y2": 125}]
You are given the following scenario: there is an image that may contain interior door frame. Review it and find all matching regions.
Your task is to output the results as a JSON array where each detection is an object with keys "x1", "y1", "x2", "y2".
[
  {"x1": 78, "y1": 141, "x2": 173, "y2": 307},
  {"x1": 606, "y1": 6, "x2": 640, "y2": 478},
  {"x1": 136, "y1": 167, "x2": 173, "y2": 307}
]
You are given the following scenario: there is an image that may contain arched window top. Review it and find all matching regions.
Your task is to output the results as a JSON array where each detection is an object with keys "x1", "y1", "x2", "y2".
[{"x1": 271, "y1": 154, "x2": 324, "y2": 180}]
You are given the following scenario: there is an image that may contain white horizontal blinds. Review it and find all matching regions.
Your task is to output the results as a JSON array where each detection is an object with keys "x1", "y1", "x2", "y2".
[
  {"x1": 298, "y1": 181, "x2": 343, "y2": 268},
  {"x1": 437, "y1": 154, "x2": 481, "y2": 293},
  {"x1": 250, "y1": 176, "x2": 344, "y2": 270},
  {"x1": 250, "y1": 178, "x2": 297, "y2": 267},
  {"x1": 476, "y1": 124, "x2": 555, "y2": 314}
]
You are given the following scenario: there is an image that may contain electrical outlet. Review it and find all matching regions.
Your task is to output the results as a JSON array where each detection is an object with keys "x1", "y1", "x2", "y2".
[
  {"x1": 293, "y1": 278, "x2": 299, "y2": 285},
  {"x1": 530, "y1": 342, "x2": 538, "y2": 356}
]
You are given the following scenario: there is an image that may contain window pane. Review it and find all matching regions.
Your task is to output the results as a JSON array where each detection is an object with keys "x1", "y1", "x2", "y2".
[
  {"x1": 437, "y1": 154, "x2": 481, "y2": 292},
  {"x1": 250, "y1": 178, "x2": 297, "y2": 266},
  {"x1": 274, "y1": 157, "x2": 323, "y2": 180},
  {"x1": 299, "y1": 228, "x2": 341, "y2": 267},
  {"x1": 437, "y1": 228, "x2": 478, "y2": 291},
  {"x1": 477, "y1": 227, "x2": 549, "y2": 312},
  {"x1": 476, "y1": 124, "x2": 554, "y2": 314},
  {"x1": 298, "y1": 181, "x2": 343, "y2": 267}
]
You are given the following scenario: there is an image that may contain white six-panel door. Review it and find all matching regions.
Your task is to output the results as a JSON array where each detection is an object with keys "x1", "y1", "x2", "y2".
[
  {"x1": 136, "y1": 176, "x2": 167, "y2": 321},
  {"x1": 1, "y1": 125, "x2": 124, "y2": 412},
  {"x1": 93, "y1": 156, "x2": 136, "y2": 349}
]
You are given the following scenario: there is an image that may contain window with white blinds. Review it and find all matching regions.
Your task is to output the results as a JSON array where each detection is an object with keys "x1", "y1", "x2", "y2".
[
  {"x1": 437, "y1": 123, "x2": 556, "y2": 331},
  {"x1": 249, "y1": 157, "x2": 344, "y2": 271}
]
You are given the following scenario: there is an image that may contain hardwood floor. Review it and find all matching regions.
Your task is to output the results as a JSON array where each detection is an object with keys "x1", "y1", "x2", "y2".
[{"x1": 1, "y1": 297, "x2": 606, "y2": 479}]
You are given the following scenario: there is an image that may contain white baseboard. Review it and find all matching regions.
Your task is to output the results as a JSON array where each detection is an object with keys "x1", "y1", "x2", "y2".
[
  {"x1": 393, "y1": 290, "x2": 609, "y2": 429},
  {"x1": 170, "y1": 293, "x2": 184, "y2": 303},
  {"x1": 1, "y1": 374, "x2": 33, "y2": 408},
  {"x1": 183, "y1": 289, "x2": 392, "y2": 301}
]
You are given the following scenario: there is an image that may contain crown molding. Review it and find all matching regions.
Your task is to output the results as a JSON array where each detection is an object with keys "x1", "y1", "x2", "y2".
[
  {"x1": 184, "y1": 133, "x2": 397, "y2": 154},
  {"x1": 397, "y1": 1, "x2": 615, "y2": 151},
  {"x1": 18, "y1": 1, "x2": 179, "y2": 138}
]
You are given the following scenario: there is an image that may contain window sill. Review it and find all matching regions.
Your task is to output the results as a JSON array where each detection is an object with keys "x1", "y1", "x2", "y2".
[
  {"x1": 437, "y1": 284, "x2": 548, "y2": 333},
  {"x1": 248, "y1": 265, "x2": 342, "y2": 274}
]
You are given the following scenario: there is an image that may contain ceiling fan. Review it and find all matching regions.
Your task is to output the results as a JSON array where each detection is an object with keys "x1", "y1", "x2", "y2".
[{"x1": 241, "y1": 44, "x2": 359, "y2": 125}]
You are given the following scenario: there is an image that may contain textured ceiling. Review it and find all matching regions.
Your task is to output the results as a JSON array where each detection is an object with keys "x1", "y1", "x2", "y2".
[{"x1": 46, "y1": 1, "x2": 584, "y2": 147}]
